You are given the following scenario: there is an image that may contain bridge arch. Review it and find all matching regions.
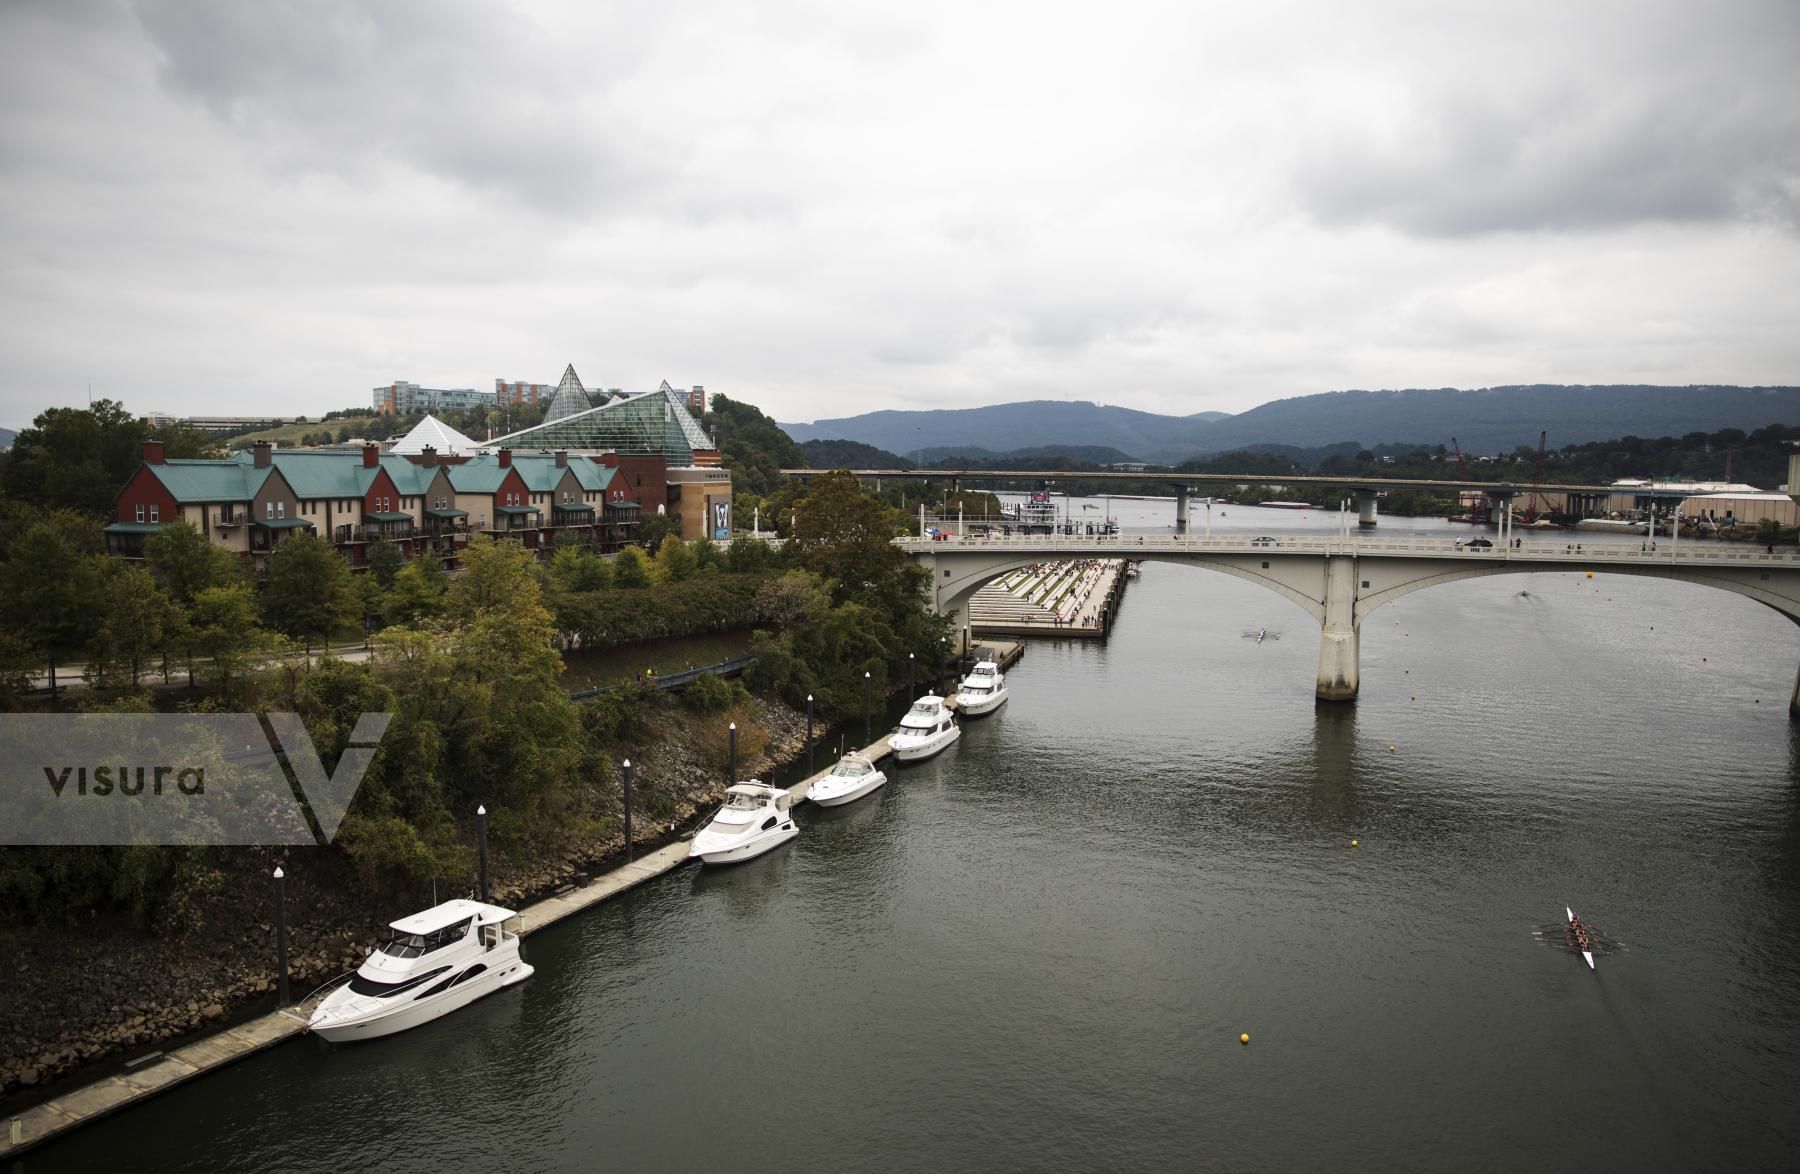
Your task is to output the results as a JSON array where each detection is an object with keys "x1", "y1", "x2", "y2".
[
  {"x1": 930, "y1": 549, "x2": 1326, "y2": 633},
  {"x1": 1354, "y1": 561, "x2": 1800, "y2": 627}
]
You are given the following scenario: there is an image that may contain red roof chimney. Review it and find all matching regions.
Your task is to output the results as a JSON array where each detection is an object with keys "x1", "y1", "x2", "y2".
[
  {"x1": 601, "y1": 452, "x2": 618, "y2": 468},
  {"x1": 362, "y1": 443, "x2": 379, "y2": 469},
  {"x1": 498, "y1": 448, "x2": 512, "y2": 468},
  {"x1": 419, "y1": 445, "x2": 438, "y2": 468},
  {"x1": 143, "y1": 440, "x2": 165, "y2": 465},
  {"x1": 253, "y1": 440, "x2": 272, "y2": 469}
]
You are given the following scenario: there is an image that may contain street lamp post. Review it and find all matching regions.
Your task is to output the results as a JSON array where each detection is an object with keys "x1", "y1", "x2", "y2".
[
  {"x1": 863, "y1": 672, "x2": 872, "y2": 744},
  {"x1": 273, "y1": 867, "x2": 289, "y2": 1006},
  {"x1": 806, "y1": 694, "x2": 815, "y2": 774},
  {"x1": 621, "y1": 760, "x2": 633, "y2": 863},
  {"x1": 728, "y1": 722, "x2": 737, "y2": 785}
]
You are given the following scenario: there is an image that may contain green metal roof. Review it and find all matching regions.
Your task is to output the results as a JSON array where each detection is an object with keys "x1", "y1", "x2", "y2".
[
  {"x1": 478, "y1": 385, "x2": 711, "y2": 461},
  {"x1": 426, "y1": 507, "x2": 469, "y2": 518},
  {"x1": 366, "y1": 511, "x2": 413, "y2": 522},
  {"x1": 495, "y1": 504, "x2": 541, "y2": 516},
  {"x1": 104, "y1": 521, "x2": 169, "y2": 534},
  {"x1": 553, "y1": 501, "x2": 595, "y2": 512},
  {"x1": 444, "y1": 455, "x2": 513, "y2": 493},
  {"x1": 255, "y1": 517, "x2": 316, "y2": 530},
  {"x1": 146, "y1": 459, "x2": 271, "y2": 503},
  {"x1": 511, "y1": 455, "x2": 571, "y2": 493},
  {"x1": 567, "y1": 459, "x2": 608, "y2": 491}
]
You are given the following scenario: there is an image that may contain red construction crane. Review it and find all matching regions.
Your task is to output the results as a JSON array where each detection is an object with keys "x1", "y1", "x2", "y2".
[
  {"x1": 1450, "y1": 437, "x2": 1486, "y2": 523},
  {"x1": 1523, "y1": 430, "x2": 1547, "y2": 524}
]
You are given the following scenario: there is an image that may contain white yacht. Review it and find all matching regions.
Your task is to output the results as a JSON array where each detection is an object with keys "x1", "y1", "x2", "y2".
[
  {"x1": 308, "y1": 899, "x2": 532, "y2": 1043},
  {"x1": 689, "y1": 782, "x2": 799, "y2": 864},
  {"x1": 954, "y1": 660, "x2": 1009, "y2": 716},
  {"x1": 806, "y1": 752, "x2": 888, "y2": 807},
  {"x1": 889, "y1": 694, "x2": 961, "y2": 762}
]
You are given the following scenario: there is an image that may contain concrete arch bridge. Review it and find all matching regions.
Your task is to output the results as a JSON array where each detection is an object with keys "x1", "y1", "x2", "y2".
[{"x1": 899, "y1": 534, "x2": 1800, "y2": 714}]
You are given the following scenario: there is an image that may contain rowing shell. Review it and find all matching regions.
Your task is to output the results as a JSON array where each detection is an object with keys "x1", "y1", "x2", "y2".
[{"x1": 1567, "y1": 906, "x2": 1595, "y2": 971}]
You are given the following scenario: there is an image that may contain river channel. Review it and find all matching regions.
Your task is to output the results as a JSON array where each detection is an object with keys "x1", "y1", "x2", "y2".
[{"x1": 35, "y1": 505, "x2": 1800, "y2": 1171}]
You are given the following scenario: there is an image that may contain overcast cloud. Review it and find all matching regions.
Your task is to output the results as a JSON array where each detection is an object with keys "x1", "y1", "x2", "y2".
[{"x1": 1, "y1": 0, "x2": 1796, "y2": 428}]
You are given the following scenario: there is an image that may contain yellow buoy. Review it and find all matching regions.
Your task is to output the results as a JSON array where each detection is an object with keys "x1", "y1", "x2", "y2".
[
  {"x1": 1351, "y1": 839, "x2": 1359, "y2": 847},
  {"x1": 1240, "y1": 1033, "x2": 1250, "y2": 1045},
  {"x1": 1388, "y1": 744, "x2": 1396, "y2": 752},
  {"x1": 1586, "y1": 571, "x2": 1593, "y2": 578}
]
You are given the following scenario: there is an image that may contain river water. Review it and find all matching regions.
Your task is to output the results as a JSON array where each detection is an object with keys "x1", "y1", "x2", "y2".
[{"x1": 36, "y1": 506, "x2": 1800, "y2": 1172}]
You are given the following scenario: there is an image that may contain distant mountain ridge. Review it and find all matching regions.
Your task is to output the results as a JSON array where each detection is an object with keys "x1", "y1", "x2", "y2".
[{"x1": 781, "y1": 385, "x2": 1800, "y2": 462}]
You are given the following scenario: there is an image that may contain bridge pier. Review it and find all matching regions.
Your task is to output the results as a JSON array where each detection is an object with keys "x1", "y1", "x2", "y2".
[
  {"x1": 1354, "y1": 489, "x2": 1378, "y2": 528},
  {"x1": 1174, "y1": 486, "x2": 1189, "y2": 535},
  {"x1": 1791, "y1": 661, "x2": 1800, "y2": 722},
  {"x1": 1316, "y1": 555, "x2": 1360, "y2": 702}
]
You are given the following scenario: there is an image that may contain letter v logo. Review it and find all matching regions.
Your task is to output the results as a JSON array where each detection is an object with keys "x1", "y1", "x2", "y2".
[{"x1": 262, "y1": 713, "x2": 391, "y2": 845}]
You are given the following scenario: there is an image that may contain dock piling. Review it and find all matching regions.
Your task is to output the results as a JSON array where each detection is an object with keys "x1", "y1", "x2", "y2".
[
  {"x1": 476, "y1": 805, "x2": 489, "y2": 901},
  {"x1": 621, "y1": 760, "x2": 633, "y2": 863},
  {"x1": 272, "y1": 867, "x2": 289, "y2": 1007}
]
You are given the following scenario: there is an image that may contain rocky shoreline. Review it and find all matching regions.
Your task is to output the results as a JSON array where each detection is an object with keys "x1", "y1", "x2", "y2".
[{"x1": 0, "y1": 693, "x2": 814, "y2": 1106}]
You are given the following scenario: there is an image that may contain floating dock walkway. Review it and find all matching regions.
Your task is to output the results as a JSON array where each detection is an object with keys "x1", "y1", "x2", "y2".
[{"x1": 0, "y1": 641, "x2": 1023, "y2": 1159}]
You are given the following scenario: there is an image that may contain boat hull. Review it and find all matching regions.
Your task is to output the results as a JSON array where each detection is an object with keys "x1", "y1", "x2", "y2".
[
  {"x1": 891, "y1": 727, "x2": 960, "y2": 761},
  {"x1": 1567, "y1": 906, "x2": 1595, "y2": 971},
  {"x1": 809, "y1": 773, "x2": 888, "y2": 807},
  {"x1": 690, "y1": 821, "x2": 798, "y2": 864},
  {"x1": 954, "y1": 689, "x2": 1008, "y2": 716},
  {"x1": 311, "y1": 957, "x2": 534, "y2": 1043}
]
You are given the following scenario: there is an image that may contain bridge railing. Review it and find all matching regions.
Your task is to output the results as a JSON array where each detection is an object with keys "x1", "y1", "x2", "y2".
[{"x1": 893, "y1": 532, "x2": 1799, "y2": 566}]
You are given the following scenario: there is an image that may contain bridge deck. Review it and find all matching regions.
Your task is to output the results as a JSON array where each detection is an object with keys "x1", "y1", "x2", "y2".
[{"x1": 898, "y1": 533, "x2": 1796, "y2": 569}]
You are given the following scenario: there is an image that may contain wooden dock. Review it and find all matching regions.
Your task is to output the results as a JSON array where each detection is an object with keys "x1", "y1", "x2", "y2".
[{"x1": 0, "y1": 640, "x2": 1023, "y2": 1159}]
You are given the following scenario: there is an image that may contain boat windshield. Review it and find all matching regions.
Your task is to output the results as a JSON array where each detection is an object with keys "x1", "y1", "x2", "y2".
[
  {"x1": 723, "y1": 791, "x2": 765, "y2": 810},
  {"x1": 962, "y1": 686, "x2": 990, "y2": 697},
  {"x1": 906, "y1": 703, "x2": 939, "y2": 719},
  {"x1": 830, "y1": 760, "x2": 868, "y2": 777},
  {"x1": 378, "y1": 917, "x2": 472, "y2": 959}
]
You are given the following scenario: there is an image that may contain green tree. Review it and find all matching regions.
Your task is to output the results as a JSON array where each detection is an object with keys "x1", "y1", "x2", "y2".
[
  {"x1": 92, "y1": 562, "x2": 180, "y2": 688},
  {"x1": 632, "y1": 512, "x2": 676, "y2": 554},
  {"x1": 385, "y1": 555, "x2": 449, "y2": 625},
  {"x1": 365, "y1": 539, "x2": 403, "y2": 588},
  {"x1": 446, "y1": 536, "x2": 540, "y2": 624},
  {"x1": 651, "y1": 535, "x2": 698, "y2": 583},
  {"x1": 612, "y1": 545, "x2": 650, "y2": 588},
  {"x1": 787, "y1": 469, "x2": 904, "y2": 602},
  {"x1": 144, "y1": 521, "x2": 242, "y2": 604},
  {"x1": 0, "y1": 520, "x2": 105, "y2": 693},
  {"x1": 547, "y1": 545, "x2": 611, "y2": 593},
  {"x1": 188, "y1": 583, "x2": 263, "y2": 692},
  {"x1": 263, "y1": 532, "x2": 357, "y2": 651},
  {"x1": 2, "y1": 399, "x2": 215, "y2": 516}
]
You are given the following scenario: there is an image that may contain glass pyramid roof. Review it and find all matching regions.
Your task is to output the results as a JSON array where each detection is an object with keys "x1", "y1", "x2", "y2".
[
  {"x1": 480, "y1": 384, "x2": 713, "y2": 461},
  {"x1": 543, "y1": 364, "x2": 593, "y2": 423}
]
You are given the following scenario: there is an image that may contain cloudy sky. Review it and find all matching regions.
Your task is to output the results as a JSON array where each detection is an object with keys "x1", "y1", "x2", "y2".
[{"x1": 2, "y1": 0, "x2": 1796, "y2": 428}]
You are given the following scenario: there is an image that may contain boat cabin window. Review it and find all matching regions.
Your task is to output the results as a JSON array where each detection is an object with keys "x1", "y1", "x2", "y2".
[
  {"x1": 831, "y1": 760, "x2": 867, "y2": 777},
  {"x1": 348, "y1": 965, "x2": 451, "y2": 998},
  {"x1": 723, "y1": 791, "x2": 764, "y2": 811},
  {"x1": 378, "y1": 916, "x2": 473, "y2": 959},
  {"x1": 963, "y1": 686, "x2": 990, "y2": 697},
  {"x1": 906, "y1": 703, "x2": 939, "y2": 719}
]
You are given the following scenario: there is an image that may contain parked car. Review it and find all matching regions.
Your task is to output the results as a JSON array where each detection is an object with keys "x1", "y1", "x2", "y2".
[
  {"x1": 1251, "y1": 536, "x2": 1277, "y2": 546},
  {"x1": 1465, "y1": 537, "x2": 1493, "y2": 548}
]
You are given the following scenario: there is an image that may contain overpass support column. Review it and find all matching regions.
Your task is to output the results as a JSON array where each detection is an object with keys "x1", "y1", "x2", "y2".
[
  {"x1": 1315, "y1": 555, "x2": 1360, "y2": 703},
  {"x1": 1354, "y1": 489, "x2": 1378, "y2": 528},
  {"x1": 1790, "y1": 661, "x2": 1800, "y2": 723},
  {"x1": 1174, "y1": 486, "x2": 1189, "y2": 535}
]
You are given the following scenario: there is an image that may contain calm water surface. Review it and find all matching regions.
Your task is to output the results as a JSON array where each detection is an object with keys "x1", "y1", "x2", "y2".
[{"x1": 35, "y1": 507, "x2": 1800, "y2": 1172}]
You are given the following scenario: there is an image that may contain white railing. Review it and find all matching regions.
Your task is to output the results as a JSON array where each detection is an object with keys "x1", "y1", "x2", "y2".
[{"x1": 893, "y1": 532, "x2": 1800, "y2": 567}]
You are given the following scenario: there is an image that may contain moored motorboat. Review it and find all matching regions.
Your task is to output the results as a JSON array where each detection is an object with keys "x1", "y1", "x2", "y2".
[
  {"x1": 309, "y1": 899, "x2": 533, "y2": 1043},
  {"x1": 954, "y1": 661, "x2": 1009, "y2": 716},
  {"x1": 689, "y1": 782, "x2": 799, "y2": 864},
  {"x1": 807, "y1": 752, "x2": 888, "y2": 807},
  {"x1": 889, "y1": 694, "x2": 960, "y2": 761}
]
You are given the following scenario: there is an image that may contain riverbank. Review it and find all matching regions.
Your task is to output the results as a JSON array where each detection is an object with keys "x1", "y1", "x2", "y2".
[
  {"x1": 0, "y1": 690, "x2": 810, "y2": 1112},
  {"x1": 1, "y1": 642, "x2": 1023, "y2": 1157}
]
